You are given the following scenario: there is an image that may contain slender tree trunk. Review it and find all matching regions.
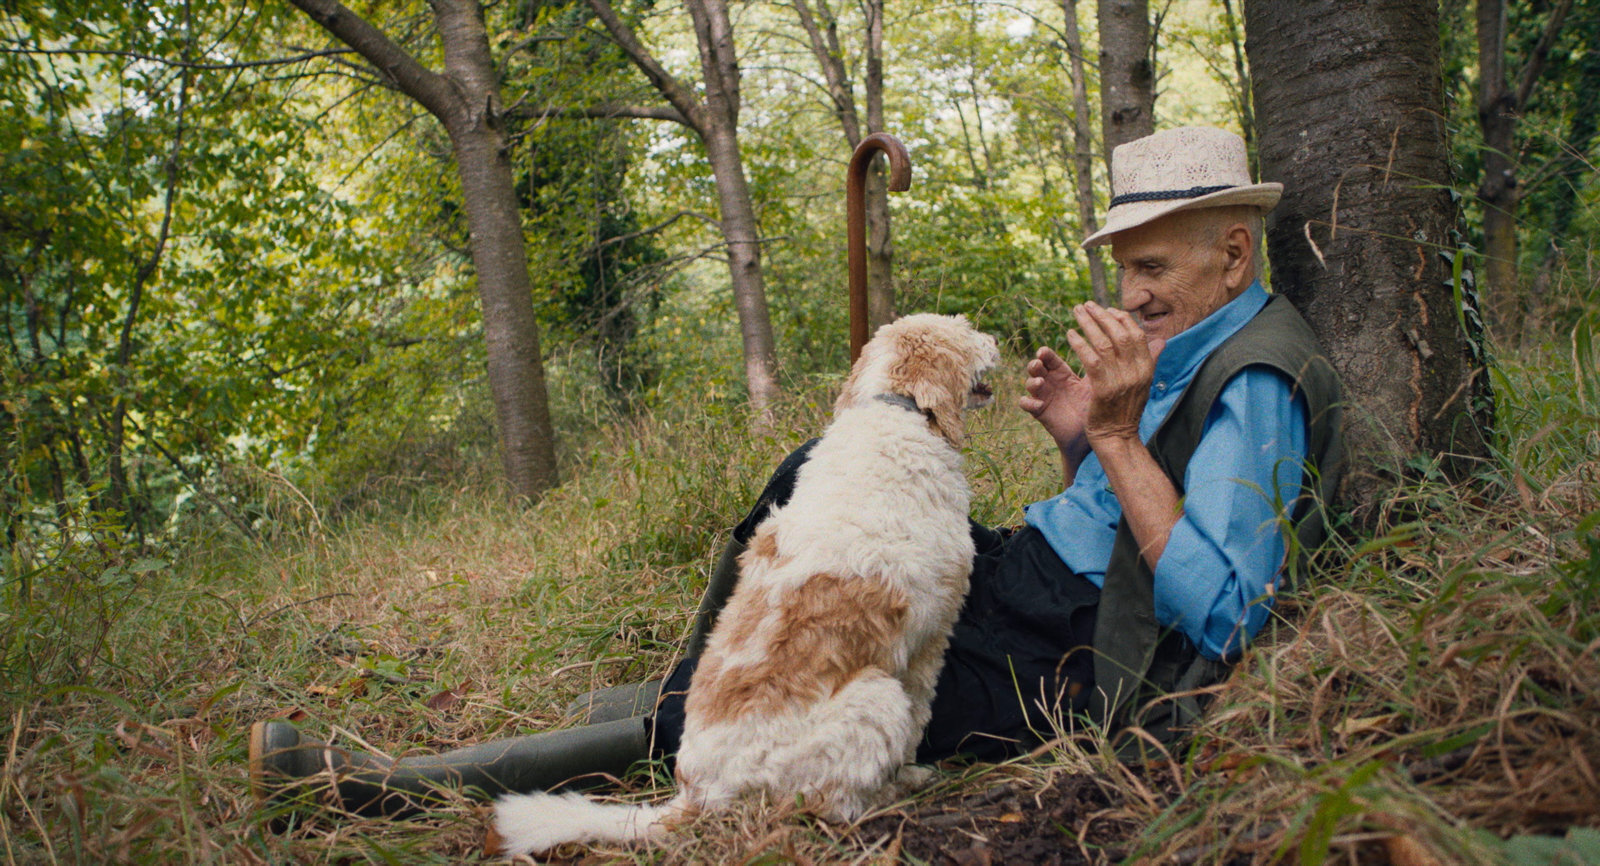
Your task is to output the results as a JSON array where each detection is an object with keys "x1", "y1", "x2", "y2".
[
  {"x1": 435, "y1": 1, "x2": 561, "y2": 497},
  {"x1": 1476, "y1": 0, "x2": 1518, "y2": 308},
  {"x1": 1097, "y1": 0, "x2": 1153, "y2": 164},
  {"x1": 793, "y1": 0, "x2": 896, "y2": 332},
  {"x1": 289, "y1": 0, "x2": 560, "y2": 501},
  {"x1": 106, "y1": 64, "x2": 189, "y2": 533},
  {"x1": 1220, "y1": 0, "x2": 1255, "y2": 173},
  {"x1": 1060, "y1": 0, "x2": 1110, "y2": 305},
  {"x1": 701, "y1": 121, "x2": 781, "y2": 408},
  {"x1": 687, "y1": 0, "x2": 779, "y2": 409},
  {"x1": 1475, "y1": 0, "x2": 1574, "y2": 316},
  {"x1": 862, "y1": 0, "x2": 893, "y2": 330},
  {"x1": 586, "y1": 0, "x2": 780, "y2": 410},
  {"x1": 1245, "y1": 0, "x2": 1493, "y2": 515}
]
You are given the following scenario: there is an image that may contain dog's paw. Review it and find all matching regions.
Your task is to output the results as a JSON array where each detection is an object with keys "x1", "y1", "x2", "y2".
[
  {"x1": 870, "y1": 763, "x2": 938, "y2": 807},
  {"x1": 892, "y1": 764, "x2": 937, "y2": 791}
]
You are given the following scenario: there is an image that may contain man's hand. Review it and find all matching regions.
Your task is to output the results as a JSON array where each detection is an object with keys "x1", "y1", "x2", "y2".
[
  {"x1": 1064, "y1": 302, "x2": 1166, "y2": 445},
  {"x1": 1019, "y1": 346, "x2": 1092, "y2": 465},
  {"x1": 1060, "y1": 302, "x2": 1179, "y2": 568}
]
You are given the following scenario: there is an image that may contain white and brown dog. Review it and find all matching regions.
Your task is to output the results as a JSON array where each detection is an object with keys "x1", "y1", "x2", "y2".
[{"x1": 492, "y1": 313, "x2": 1001, "y2": 855}]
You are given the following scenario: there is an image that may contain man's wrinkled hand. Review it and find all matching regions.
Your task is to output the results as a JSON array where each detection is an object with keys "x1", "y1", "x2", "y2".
[
  {"x1": 1018, "y1": 346, "x2": 1092, "y2": 462},
  {"x1": 1064, "y1": 302, "x2": 1165, "y2": 444}
]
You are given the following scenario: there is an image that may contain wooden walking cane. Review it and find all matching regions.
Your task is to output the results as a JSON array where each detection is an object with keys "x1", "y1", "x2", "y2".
[{"x1": 847, "y1": 134, "x2": 912, "y2": 363}]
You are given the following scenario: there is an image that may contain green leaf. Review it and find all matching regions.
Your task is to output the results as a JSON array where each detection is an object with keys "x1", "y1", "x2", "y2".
[{"x1": 1502, "y1": 828, "x2": 1600, "y2": 866}]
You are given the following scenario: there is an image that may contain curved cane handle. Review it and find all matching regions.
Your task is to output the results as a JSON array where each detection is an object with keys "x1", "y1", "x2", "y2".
[{"x1": 847, "y1": 133, "x2": 912, "y2": 363}]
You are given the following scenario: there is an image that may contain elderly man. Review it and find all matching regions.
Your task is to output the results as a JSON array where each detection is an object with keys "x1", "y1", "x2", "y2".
[
  {"x1": 250, "y1": 126, "x2": 1340, "y2": 815},
  {"x1": 901, "y1": 125, "x2": 1342, "y2": 758}
]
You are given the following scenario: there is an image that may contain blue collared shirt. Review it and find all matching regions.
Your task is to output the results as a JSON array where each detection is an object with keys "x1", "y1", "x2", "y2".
[{"x1": 1023, "y1": 282, "x2": 1308, "y2": 660}]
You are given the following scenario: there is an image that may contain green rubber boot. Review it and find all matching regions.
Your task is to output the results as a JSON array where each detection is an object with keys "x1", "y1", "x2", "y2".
[
  {"x1": 563, "y1": 679, "x2": 664, "y2": 725},
  {"x1": 564, "y1": 535, "x2": 747, "y2": 724},
  {"x1": 249, "y1": 716, "x2": 651, "y2": 820}
]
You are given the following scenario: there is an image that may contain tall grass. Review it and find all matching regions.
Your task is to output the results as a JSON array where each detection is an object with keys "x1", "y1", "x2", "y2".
[
  {"x1": 0, "y1": 353, "x2": 1057, "y2": 863},
  {"x1": 1081, "y1": 253, "x2": 1600, "y2": 864},
  {"x1": 2, "y1": 262, "x2": 1597, "y2": 863}
]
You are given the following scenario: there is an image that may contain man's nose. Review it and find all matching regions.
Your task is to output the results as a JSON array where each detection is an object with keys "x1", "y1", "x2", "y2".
[{"x1": 1119, "y1": 279, "x2": 1148, "y2": 311}]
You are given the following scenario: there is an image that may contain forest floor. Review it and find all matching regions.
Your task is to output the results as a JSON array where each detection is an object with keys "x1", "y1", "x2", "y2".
[
  {"x1": 857, "y1": 774, "x2": 1141, "y2": 865},
  {"x1": 4, "y1": 331, "x2": 1600, "y2": 864}
]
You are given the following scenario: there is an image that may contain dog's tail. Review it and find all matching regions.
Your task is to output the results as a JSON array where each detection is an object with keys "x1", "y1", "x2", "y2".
[{"x1": 488, "y1": 791, "x2": 683, "y2": 856}]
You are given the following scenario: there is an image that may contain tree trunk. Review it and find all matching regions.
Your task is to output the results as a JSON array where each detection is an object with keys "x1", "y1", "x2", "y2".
[
  {"x1": 289, "y1": 0, "x2": 560, "y2": 501},
  {"x1": 793, "y1": 0, "x2": 896, "y2": 332},
  {"x1": 686, "y1": 0, "x2": 780, "y2": 409},
  {"x1": 1097, "y1": 0, "x2": 1154, "y2": 165},
  {"x1": 1475, "y1": 0, "x2": 1573, "y2": 318},
  {"x1": 701, "y1": 120, "x2": 781, "y2": 409},
  {"x1": 1476, "y1": 0, "x2": 1519, "y2": 310},
  {"x1": 862, "y1": 0, "x2": 894, "y2": 331},
  {"x1": 587, "y1": 0, "x2": 780, "y2": 411},
  {"x1": 1245, "y1": 0, "x2": 1493, "y2": 514},
  {"x1": 435, "y1": 0, "x2": 561, "y2": 498},
  {"x1": 1061, "y1": 0, "x2": 1110, "y2": 305}
]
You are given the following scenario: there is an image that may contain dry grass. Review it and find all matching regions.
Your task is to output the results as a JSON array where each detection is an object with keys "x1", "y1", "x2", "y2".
[
  {"x1": 1101, "y1": 483, "x2": 1600, "y2": 864},
  {"x1": 0, "y1": 360, "x2": 1060, "y2": 864},
  {"x1": 3, "y1": 290, "x2": 1599, "y2": 864}
]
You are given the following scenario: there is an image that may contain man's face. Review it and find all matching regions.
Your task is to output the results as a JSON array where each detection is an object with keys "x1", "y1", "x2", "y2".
[{"x1": 1109, "y1": 211, "x2": 1245, "y2": 343}]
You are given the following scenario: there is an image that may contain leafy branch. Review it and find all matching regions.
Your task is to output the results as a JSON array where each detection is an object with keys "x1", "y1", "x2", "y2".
[{"x1": 0, "y1": 45, "x2": 354, "y2": 70}]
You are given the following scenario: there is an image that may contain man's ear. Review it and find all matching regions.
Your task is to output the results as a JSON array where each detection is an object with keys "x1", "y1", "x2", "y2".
[{"x1": 1222, "y1": 222, "x2": 1253, "y2": 291}]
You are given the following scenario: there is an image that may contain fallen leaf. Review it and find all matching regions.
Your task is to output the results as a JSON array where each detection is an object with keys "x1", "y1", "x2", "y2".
[
  {"x1": 943, "y1": 844, "x2": 993, "y2": 866},
  {"x1": 1335, "y1": 713, "x2": 1398, "y2": 737},
  {"x1": 114, "y1": 720, "x2": 175, "y2": 761},
  {"x1": 1383, "y1": 833, "x2": 1444, "y2": 866},
  {"x1": 425, "y1": 687, "x2": 464, "y2": 712}
]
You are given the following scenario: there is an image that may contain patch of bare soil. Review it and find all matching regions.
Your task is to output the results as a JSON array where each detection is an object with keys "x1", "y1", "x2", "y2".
[{"x1": 860, "y1": 773, "x2": 1139, "y2": 865}]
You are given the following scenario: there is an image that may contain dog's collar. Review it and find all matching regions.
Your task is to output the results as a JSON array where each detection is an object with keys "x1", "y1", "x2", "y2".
[{"x1": 874, "y1": 393, "x2": 926, "y2": 416}]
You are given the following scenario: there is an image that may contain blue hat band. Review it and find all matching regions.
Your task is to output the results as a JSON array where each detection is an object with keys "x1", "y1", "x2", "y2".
[{"x1": 1109, "y1": 184, "x2": 1236, "y2": 208}]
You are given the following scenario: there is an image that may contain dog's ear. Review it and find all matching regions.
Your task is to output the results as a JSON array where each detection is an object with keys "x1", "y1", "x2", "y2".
[{"x1": 888, "y1": 329, "x2": 970, "y2": 448}]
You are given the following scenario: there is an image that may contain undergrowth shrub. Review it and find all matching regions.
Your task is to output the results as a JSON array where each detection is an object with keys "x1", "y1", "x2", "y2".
[
  {"x1": 3, "y1": 260, "x2": 1597, "y2": 863},
  {"x1": 1088, "y1": 253, "x2": 1600, "y2": 865}
]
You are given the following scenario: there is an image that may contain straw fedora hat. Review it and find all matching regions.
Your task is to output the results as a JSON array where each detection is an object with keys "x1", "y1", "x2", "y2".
[{"x1": 1083, "y1": 126, "x2": 1281, "y2": 249}]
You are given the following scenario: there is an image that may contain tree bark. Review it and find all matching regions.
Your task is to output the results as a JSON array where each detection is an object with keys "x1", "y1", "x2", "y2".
[
  {"x1": 1475, "y1": 0, "x2": 1573, "y2": 315},
  {"x1": 1060, "y1": 0, "x2": 1110, "y2": 305},
  {"x1": 1219, "y1": 0, "x2": 1255, "y2": 173},
  {"x1": 289, "y1": 0, "x2": 560, "y2": 501},
  {"x1": 586, "y1": 0, "x2": 780, "y2": 410},
  {"x1": 1097, "y1": 0, "x2": 1153, "y2": 165},
  {"x1": 1245, "y1": 0, "x2": 1493, "y2": 514},
  {"x1": 688, "y1": 0, "x2": 780, "y2": 409},
  {"x1": 862, "y1": 0, "x2": 893, "y2": 330},
  {"x1": 793, "y1": 0, "x2": 896, "y2": 331}
]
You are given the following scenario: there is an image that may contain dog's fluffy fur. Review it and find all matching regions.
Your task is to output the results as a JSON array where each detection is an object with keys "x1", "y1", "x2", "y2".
[{"x1": 492, "y1": 314, "x2": 1000, "y2": 856}]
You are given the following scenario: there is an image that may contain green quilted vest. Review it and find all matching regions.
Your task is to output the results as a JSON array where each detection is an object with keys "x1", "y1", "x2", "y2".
[{"x1": 1088, "y1": 293, "x2": 1345, "y2": 748}]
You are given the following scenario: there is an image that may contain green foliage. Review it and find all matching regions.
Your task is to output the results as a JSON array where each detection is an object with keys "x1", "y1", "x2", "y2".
[
  {"x1": 1501, "y1": 827, "x2": 1600, "y2": 866},
  {"x1": 1442, "y1": 0, "x2": 1600, "y2": 289},
  {"x1": 0, "y1": 1, "x2": 526, "y2": 553},
  {"x1": 4, "y1": 0, "x2": 1600, "y2": 860},
  {"x1": 504, "y1": 10, "x2": 670, "y2": 401},
  {"x1": 887, "y1": 0, "x2": 1082, "y2": 345}
]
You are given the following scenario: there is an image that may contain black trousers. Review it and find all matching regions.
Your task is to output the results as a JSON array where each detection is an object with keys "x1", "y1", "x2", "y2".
[{"x1": 651, "y1": 441, "x2": 1100, "y2": 763}]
